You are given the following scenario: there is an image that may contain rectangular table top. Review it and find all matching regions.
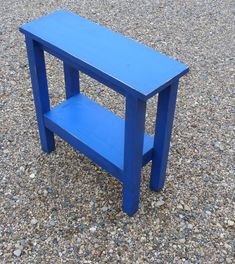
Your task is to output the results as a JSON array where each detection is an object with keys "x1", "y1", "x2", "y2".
[{"x1": 20, "y1": 10, "x2": 189, "y2": 100}]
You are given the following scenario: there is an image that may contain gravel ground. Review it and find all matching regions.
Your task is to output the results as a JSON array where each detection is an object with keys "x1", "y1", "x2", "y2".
[{"x1": 1, "y1": 0, "x2": 234, "y2": 263}]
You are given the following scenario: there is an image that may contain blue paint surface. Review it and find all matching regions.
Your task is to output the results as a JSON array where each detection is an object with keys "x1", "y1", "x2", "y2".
[
  {"x1": 20, "y1": 10, "x2": 188, "y2": 100},
  {"x1": 44, "y1": 94, "x2": 153, "y2": 181},
  {"x1": 20, "y1": 11, "x2": 189, "y2": 216}
]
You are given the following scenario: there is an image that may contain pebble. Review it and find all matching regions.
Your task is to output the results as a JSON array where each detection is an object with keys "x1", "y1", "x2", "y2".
[
  {"x1": 3, "y1": 149, "x2": 9, "y2": 154},
  {"x1": 15, "y1": 243, "x2": 23, "y2": 251},
  {"x1": 29, "y1": 173, "x2": 36, "y2": 179},
  {"x1": 226, "y1": 257, "x2": 233, "y2": 263},
  {"x1": 224, "y1": 243, "x2": 231, "y2": 250},
  {"x1": 179, "y1": 238, "x2": 186, "y2": 244},
  {"x1": 31, "y1": 218, "x2": 38, "y2": 225},
  {"x1": 184, "y1": 205, "x2": 191, "y2": 211},
  {"x1": 214, "y1": 142, "x2": 225, "y2": 151},
  {"x1": 101, "y1": 206, "x2": 108, "y2": 211},
  {"x1": 140, "y1": 236, "x2": 146, "y2": 242},
  {"x1": 49, "y1": 220, "x2": 56, "y2": 226},
  {"x1": 10, "y1": 80, "x2": 17, "y2": 86},
  {"x1": 155, "y1": 199, "x2": 165, "y2": 207},
  {"x1": 187, "y1": 224, "x2": 193, "y2": 229},
  {"x1": 89, "y1": 226, "x2": 97, "y2": 232},
  {"x1": 177, "y1": 204, "x2": 183, "y2": 209},
  {"x1": 227, "y1": 220, "x2": 234, "y2": 227},
  {"x1": 13, "y1": 249, "x2": 22, "y2": 257}
]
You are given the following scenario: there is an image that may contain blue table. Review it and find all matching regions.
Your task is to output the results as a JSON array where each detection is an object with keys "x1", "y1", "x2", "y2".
[{"x1": 20, "y1": 10, "x2": 189, "y2": 216}]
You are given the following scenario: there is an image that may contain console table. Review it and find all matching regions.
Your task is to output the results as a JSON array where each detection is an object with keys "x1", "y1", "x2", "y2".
[{"x1": 20, "y1": 10, "x2": 189, "y2": 216}]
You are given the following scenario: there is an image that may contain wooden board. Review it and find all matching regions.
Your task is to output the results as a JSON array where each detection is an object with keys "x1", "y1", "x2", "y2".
[
  {"x1": 44, "y1": 94, "x2": 153, "y2": 181},
  {"x1": 20, "y1": 10, "x2": 189, "y2": 100}
]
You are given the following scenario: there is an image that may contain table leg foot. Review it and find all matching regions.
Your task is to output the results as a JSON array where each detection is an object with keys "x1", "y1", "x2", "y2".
[
  {"x1": 40, "y1": 129, "x2": 55, "y2": 154},
  {"x1": 122, "y1": 186, "x2": 140, "y2": 216},
  {"x1": 122, "y1": 96, "x2": 146, "y2": 216},
  {"x1": 150, "y1": 181, "x2": 164, "y2": 192}
]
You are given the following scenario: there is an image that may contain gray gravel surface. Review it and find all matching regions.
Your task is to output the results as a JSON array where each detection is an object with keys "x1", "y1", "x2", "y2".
[{"x1": 1, "y1": 0, "x2": 234, "y2": 263}]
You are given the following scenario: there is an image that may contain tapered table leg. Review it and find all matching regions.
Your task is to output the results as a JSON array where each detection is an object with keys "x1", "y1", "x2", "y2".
[
  {"x1": 150, "y1": 80, "x2": 179, "y2": 192},
  {"x1": 122, "y1": 96, "x2": 146, "y2": 216},
  {"x1": 25, "y1": 37, "x2": 55, "y2": 153}
]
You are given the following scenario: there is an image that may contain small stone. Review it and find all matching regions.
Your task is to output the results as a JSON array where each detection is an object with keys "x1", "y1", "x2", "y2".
[
  {"x1": 89, "y1": 226, "x2": 97, "y2": 232},
  {"x1": 47, "y1": 188, "x2": 53, "y2": 193},
  {"x1": 179, "y1": 238, "x2": 186, "y2": 244},
  {"x1": 52, "y1": 238, "x2": 58, "y2": 244},
  {"x1": 177, "y1": 204, "x2": 183, "y2": 209},
  {"x1": 101, "y1": 206, "x2": 108, "y2": 211},
  {"x1": 187, "y1": 224, "x2": 193, "y2": 229},
  {"x1": 184, "y1": 205, "x2": 191, "y2": 211},
  {"x1": 40, "y1": 235, "x2": 47, "y2": 241},
  {"x1": 140, "y1": 236, "x2": 146, "y2": 242},
  {"x1": 224, "y1": 243, "x2": 231, "y2": 250},
  {"x1": 31, "y1": 218, "x2": 38, "y2": 225},
  {"x1": 15, "y1": 243, "x2": 23, "y2": 251},
  {"x1": 94, "y1": 243, "x2": 99, "y2": 249},
  {"x1": 214, "y1": 142, "x2": 225, "y2": 151},
  {"x1": 13, "y1": 249, "x2": 22, "y2": 257},
  {"x1": 29, "y1": 173, "x2": 35, "y2": 179},
  {"x1": 194, "y1": 228, "x2": 200, "y2": 233},
  {"x1": 221, "y1": 182, "x2": 228, "y2": 187},
  {"x1": 49, "y1": 220, "x2": 56, "y2": 226},
  {"x1": 226, "y1": 258, "x2": 233, "y2": 263},
  {"x1": 155, "y1": 218, "x2": 160, "y2": 225},
  {"x1": 10, "y1": 80, "x2": 17, "y2": 86},
  {"x1": 16, "y1": 166, "x2": 25, "y2": 177},
  {"x1": 43, "y1": 190, "x2": 48, "y2": 197},
  {"x1": 227, "y1": 220, "x2": 234, "y2": 227},
  {"x1": 155, "y1": 200, "x2": 165, "y2": 207}
]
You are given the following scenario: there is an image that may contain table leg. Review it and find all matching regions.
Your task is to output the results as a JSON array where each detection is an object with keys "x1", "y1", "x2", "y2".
[
  {"x1": 150, "y1": 80, "x2": 179, "y2": 192},
  {"x1": 63, "y1": 62, "x2": 80, "y2": 99},
  {"x1": 122, "y1": 96, "x2": 146, "y2": 216},
  {"x1": 25, "y1": 37, "x2": 55, "y2": 153}
]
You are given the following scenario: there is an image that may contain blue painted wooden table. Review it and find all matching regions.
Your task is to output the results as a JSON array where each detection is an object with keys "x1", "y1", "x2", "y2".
[{"x1": 20, "y1": 10, "x2": 189, "y2": 216}]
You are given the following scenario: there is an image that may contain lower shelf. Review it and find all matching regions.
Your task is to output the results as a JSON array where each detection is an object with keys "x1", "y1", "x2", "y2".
[{"x1": 44, "y1": 94, "x2": 153, "y2": 181}]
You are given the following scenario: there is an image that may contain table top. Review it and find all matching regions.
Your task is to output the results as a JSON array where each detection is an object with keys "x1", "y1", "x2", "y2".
[{"x1": 20, "y1": 10, "x2": 189, "y2": 100}]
